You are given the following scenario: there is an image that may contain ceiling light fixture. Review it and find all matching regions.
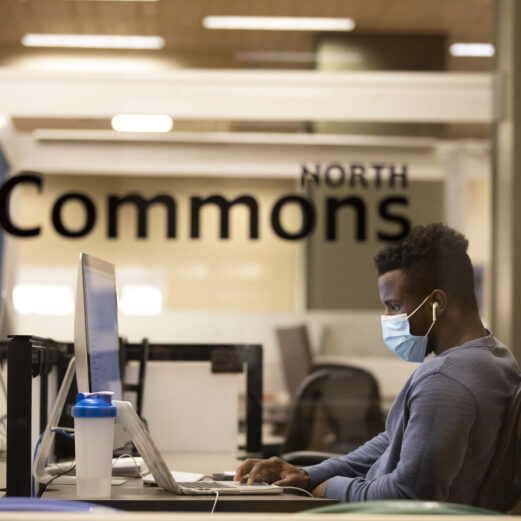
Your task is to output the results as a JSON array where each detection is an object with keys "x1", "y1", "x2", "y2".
[
  {"x1": 21, "y1": 34, "x2": 165, "y2": 50},
  {"x1": 202, "y1": 16, "x2": 356, "y2": 31},
  {"x1": 111, "y1": 114, "x2": 173, "y2": 133},
  {"x1": 449, "y1": 43, "x2": 495, "y2": 57}
]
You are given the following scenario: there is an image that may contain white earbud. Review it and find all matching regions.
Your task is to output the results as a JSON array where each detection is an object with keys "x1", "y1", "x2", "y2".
[{"x1": 432, "y1": 302, "x2": 439, "y2": 321}]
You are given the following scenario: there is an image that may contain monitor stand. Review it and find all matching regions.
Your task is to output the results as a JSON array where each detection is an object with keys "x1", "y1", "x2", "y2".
[
  {"x1": 32, "y1": 356, "x2": 77, "y2": 489},
  {"x1": 32, "y1": 357, "x2": 133, "y2": 493}
]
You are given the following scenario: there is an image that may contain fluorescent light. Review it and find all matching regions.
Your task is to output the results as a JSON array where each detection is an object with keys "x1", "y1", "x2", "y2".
[
  {"x1": 202, "y1": 16, "x2": 356, "y2": 31},
  {"x1": 112, "y1": 114, "x2": 173, "y2": 133},
  {"x1": 449, "y1": 43, "x2": 495, "y2": 57},
  {"x1": 120, "y1": 285, "x2": 162, "y2": 316},
  {"x1": 21, "y1": 34, "x2": 165, "y2": 50},
  {"x1": 13, "y1": 284, "x2": 74, "y2": 316}
]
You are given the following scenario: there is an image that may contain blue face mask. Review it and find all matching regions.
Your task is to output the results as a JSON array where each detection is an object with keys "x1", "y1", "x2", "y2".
[{"x1": 381, "y1": 294, "x2": 438, "y2": 363}]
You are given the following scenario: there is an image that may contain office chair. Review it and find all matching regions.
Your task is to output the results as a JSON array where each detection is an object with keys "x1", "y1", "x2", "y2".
[
  {"x1": 280, "y1": 366, "x2": 385, "y2": 466},
  {"x1": 475, "y1": 381, "x2": 521, "y2": 513},
  {"x1": 276, "y1": 324, "x2": 314, "y2": 397}
]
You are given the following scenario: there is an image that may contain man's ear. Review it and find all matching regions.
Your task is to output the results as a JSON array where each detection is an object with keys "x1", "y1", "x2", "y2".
[{"x1": 431, "y1": 289, "x2": 447, "y2": 316}]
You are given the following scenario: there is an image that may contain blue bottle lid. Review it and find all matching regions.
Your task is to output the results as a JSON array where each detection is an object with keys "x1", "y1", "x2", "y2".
[{"x1": 71, "y1": 392, "x2": 117, "y2": 418}]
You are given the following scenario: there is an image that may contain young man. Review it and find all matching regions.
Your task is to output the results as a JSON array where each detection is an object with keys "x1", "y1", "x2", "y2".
[{"x1": 235, "y1": 223, "x2": 521, "y2": 503}]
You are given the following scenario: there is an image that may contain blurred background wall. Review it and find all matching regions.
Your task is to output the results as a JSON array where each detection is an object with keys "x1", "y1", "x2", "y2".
[{"x1": 0, "y1": 0, "x2": 498, "y2": 402}]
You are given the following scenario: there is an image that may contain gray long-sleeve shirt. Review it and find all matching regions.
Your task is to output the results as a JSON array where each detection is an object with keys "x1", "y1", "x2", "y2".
[{"x1": 303, "y1": 333, "x2": 521, "y2": 504}]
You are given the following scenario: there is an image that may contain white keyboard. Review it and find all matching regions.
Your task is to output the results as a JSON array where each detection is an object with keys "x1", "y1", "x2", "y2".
[{"x1": 142, "y1": 470, "x2": 204, "y2": 485}]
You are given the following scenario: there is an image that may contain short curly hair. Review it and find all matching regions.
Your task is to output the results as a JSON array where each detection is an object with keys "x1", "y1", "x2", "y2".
[{"x1": 374, "y1": 223, "x2": 478, "y2": 311}]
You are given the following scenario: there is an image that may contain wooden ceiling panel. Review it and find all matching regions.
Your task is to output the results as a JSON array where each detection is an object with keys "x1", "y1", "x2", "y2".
[{"x1": 0, "y1": 0, "x2": 492, "y2": 57}]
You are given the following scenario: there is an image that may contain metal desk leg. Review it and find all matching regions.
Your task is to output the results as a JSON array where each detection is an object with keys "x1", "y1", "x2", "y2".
[
  {"x1": 244, "y1": 345, "x2": 262, "y2": 453},
  {"x1": 7, "y1": 336, "x2": 33, "y2": 496}
]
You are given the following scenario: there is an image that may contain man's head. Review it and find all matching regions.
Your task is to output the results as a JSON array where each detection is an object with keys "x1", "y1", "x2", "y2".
[{"x1": 374, "y1": 223, "x2": 478, "y2": 353}]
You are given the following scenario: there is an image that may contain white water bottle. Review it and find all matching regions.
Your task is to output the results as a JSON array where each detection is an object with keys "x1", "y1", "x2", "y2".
[{"x1": 72, "y1": 392, "x2": 116, "y2": 498}]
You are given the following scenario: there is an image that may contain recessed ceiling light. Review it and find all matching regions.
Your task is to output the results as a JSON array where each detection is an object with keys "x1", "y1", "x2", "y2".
[
  {"x1": 111, "y1": 114, "x2": 173, "y2": 133},
  {"x1": 21, "y1": 34, "x2": 165, "y2": 50},
  {"x1": 202, "y1": 16, "x2": 356, "y2": 31},
  {"x1": 449, "y1": 43, "x2": 495, "y2": 57}
]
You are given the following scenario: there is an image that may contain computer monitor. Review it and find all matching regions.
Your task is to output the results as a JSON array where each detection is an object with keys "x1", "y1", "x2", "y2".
[
  {"x1": 74, "y1": 253, "x2": 122, "y2": 400},
  {"x1": 33, "y1": 253, "x2": 125, "y2": 485},
  {"x1": 0, "y1": 293, "x2": 9, "y2": 343}
]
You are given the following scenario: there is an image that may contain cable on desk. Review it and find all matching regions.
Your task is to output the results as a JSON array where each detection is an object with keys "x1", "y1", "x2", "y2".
[
  {"x1": 52, "y1": 426, "x2": 75, "y2": 433},
  {"x1": 31, "y1": 432, "x2": 45, "y2": 497},
  {"x1": 37, "y1": 463, "x2": 76, "y2": 498},
  {"x1": 50, "y1": 428, "x2": 75, "y2": 440},
  {"x1": 32, "y1": 429, "x2": 76, "y2": 497},
  {"x1": 210, "y1": 490, "x2": 220, "y2": 514},
  {"x1": 113, "y1": 452, "x2": 144, "y2": 477},
  {"x1": 280, "y1": 486, "x2": 314, "y2": 497}
]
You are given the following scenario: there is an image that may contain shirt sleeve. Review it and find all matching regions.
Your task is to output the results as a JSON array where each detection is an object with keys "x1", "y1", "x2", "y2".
[
  {"x1": 322, "y1": 373, "x2": 477, "y2": 502},
  {"x1": 302, "y1": 430, "x2": 390, "y2": 488}
]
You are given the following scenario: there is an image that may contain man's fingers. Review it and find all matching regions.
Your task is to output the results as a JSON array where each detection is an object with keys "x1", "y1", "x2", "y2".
[
  {"x1": 272, "y1": 477, "x2": 296, "y2": 487},
  {"x1": 234, "y1": 461, "x2": 255, "y2": 481},
  {"x1": 273, "y1": 469, "x2": 311, "y2": 490},
  {"x1": 246, "y1": 459, "x2": 279, "y2": 485},
  {"x1": 246, "y1": 461, "x2": 266, "y2": 485},
  {"x1": 272, "y1": 472, "x2": 305, "y2": 488},
  {"x1": 236, "y1": 457, "x2": 293, "y2": 485},
  {"x1": 234, "y1": 459, "x2": 260, "y2": 482}
]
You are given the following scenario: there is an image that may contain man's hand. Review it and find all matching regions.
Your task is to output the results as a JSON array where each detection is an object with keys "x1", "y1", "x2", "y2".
[{"x1": 234, "y1": 457, "x2": 311, "y2": 489}]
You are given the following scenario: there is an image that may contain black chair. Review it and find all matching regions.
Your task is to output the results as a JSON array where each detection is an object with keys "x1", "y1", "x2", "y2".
[
  {"x1": 276, "y1": 324, "x2": 314, "y2": 398},
  {"x1": 476, "y1": 381, "x2": 521, "y2": 513},
  {"x1": 280, "y1": 365, "x2": 385, "y2": 466}
]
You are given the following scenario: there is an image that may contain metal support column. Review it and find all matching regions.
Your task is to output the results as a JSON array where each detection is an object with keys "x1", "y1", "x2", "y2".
[{"x1": 492, "y1": 0, "x2": 521, "y2": 359}]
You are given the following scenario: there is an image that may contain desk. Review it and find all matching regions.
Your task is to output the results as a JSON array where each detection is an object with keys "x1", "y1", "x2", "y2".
[
  {"x1": 3, "y1": 337, "x2": 266, "y2": 496},
  {"x1": 41, "y1": 453, "x2": 337, "y2": 513}
]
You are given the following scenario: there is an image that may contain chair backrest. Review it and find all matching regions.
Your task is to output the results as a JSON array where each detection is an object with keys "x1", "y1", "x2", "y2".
[
  {"x1": 282, "y1": 365, "x2": 385, "y2": 454},
  {"x1": 276, "y1": 324, "x2": 313, "y2": 397},
  {"x1": 476, "y1": 381, "x2": 521, "y2": 513}
]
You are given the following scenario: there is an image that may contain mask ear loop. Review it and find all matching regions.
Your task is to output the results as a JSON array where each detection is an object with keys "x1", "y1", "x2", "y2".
[
  {"x1": 424, "y1": 302, "x2": 439, "y2": 337},
  {"x1": 407, "y1": 293, "x2": 432, "y2": 319}
]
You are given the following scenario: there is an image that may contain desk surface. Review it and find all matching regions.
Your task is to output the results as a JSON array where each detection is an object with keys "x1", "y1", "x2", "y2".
[{"x1": 42, "y1": 453, "x2": 336, "y2": 513}]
